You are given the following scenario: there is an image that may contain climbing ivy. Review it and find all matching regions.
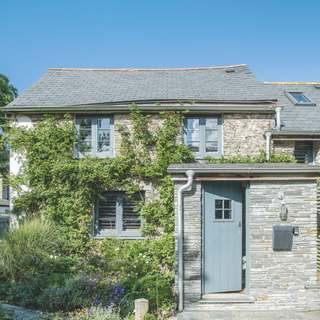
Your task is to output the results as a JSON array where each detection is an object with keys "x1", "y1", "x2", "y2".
[
  {"x1": 204, "y1": 149, "x2": 297, "y2": 164},
  {"x1": 9, "y1": 106, "x2": 194, "y2": 263}
]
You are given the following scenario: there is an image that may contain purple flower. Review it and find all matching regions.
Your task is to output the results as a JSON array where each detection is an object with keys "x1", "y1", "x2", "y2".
[
  {"x1": 35, "y1": 285, "x2": 38, "y2": 287},
  {"x1": 75, "y1": 269, "x2": 77, "y2": 271},
  {"x1": 87, "y1": 311, "x2": 92, "y2": 316},
  {"x1": 91, "y1": 302, "x2": 93, "y2": 306},
  {"x1": 31, "y1": 256, "x2": 34, "y2": 258},
  {"x1": 44, "y1": 266, "x2": 47, "y2": 268},
  {"x1": 95, "y1": 294, "x2": 98, "y2": 297},
  {"x1": 25, "y1": 258, "x2": 27, "y2": 260},
  {"x1": 93, "y1": 286, "x2": 96, "y2": 289},
  {"x1": 122, "y1": 299, "x2": 125, "y2": 302},
  {"x1": 108, "y1": 281, "x2": 111, "y2": 285},
  {"x1": 35, "y1": 262, "x2": 38, "y2": 265},
  {"x1": 85, "y1": 287, "x2": 88, "y2": 290},
  {"x1": 106, "y1": 303, "x2": 109, "y2": 307},
  {"x1": 58, "y1": 254, "x2": 61, "y2": 256},
  {"x1": 20, "y1": 264, "x2": 23, "y2": 267},
  {"x1": 109, "y1": 293, "x2": 112, "y2": 297}
]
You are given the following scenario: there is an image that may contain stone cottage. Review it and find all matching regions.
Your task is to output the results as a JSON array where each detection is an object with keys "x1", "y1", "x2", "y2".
[{"x1": 3, "y1": 64, "x2": 320, "y2": 311}]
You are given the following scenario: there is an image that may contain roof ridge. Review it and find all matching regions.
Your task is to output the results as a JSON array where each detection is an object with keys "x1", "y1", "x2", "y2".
[
  {"x1": 48, "y1": 64, "x2": 247, "y2": 72},
  {"x1": 263, "y1": 82, "x2": 320, "y2": 85}
]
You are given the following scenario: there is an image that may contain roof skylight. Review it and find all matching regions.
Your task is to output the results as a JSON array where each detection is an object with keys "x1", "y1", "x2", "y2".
[{"x1": 284, "y1": 91, "x2": 316, "y2": 106}]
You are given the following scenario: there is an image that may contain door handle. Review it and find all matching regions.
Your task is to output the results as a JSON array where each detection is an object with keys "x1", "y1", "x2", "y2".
[{"x1": 238, "y1": 221, "x2": 241, "y2": 227}]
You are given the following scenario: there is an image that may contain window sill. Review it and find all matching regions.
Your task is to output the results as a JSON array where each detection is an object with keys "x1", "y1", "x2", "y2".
[{"x1": 93, "y1": 235, "x2": 146, "y2": 240}]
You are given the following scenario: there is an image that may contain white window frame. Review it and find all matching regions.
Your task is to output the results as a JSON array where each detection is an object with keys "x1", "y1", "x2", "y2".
[
  {"x1": 75, "y1": 115, "x2": 114, "y2": 158},
  {"x1": 183, "y1": 115, "x2": 222, "y2": 159}
]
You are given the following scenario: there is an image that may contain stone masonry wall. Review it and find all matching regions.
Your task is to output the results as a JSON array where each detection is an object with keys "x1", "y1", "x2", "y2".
[
  {"x1": 250, "y1": 180, "x2": 319, "y2": 311},
  {"x1": 272, "y1": 140, "x2": 295, "y2": 156},
  {"x1": 174, "y1": 181, "x2": 202, "y2": 308},
  {"x1": 223, "y1": 114, "x2": 273, "y2": 157},
  {"x1": 313, "y1": 140, "x2": 320, "y2": 165}
]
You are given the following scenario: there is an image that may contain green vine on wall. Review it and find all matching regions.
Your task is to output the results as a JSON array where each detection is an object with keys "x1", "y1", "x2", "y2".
[
  {"x1": 8, "y1": 105, "x2": 194, "y2": 271},
  {"x1": 204, "y1": 149, "x2": 297, "y2": 164}
]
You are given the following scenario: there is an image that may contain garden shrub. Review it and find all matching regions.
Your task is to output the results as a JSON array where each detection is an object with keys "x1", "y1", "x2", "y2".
[
  {"x1": 0, "y1": 217, "x2": 61, "y2": 280},
  {"x1": 0, "y1": 280, "x2": 12, "y2": 300},
  {"x1": 144, "y1": 313, "x2": 157, "y2": 320},
  {"x1": 37, "y1": 277, "x2": 86, "y2": 312},
  {"x1": 132, "y1": 273, "x2": 173, "y2": 311},
  {"x1": 7, "y1": 273, "x2": 41, "y2": 308}
]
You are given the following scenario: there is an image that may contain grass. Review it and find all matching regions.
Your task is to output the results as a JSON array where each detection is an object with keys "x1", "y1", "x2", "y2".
[{"x1": 0, "y1": 217, "x2": 61, "y2": 280}]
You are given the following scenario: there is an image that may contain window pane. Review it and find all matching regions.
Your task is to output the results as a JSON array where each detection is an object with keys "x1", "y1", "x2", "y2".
[
  {"x1": 206, "y1": 130, "x2": 218, "y2": 141},
  {"x1": 291, "y1": 93, "x2": 311, "y2": 103},
  {"x1": 224, "y1": 200, "x2": 231, "y2": 209},
  {"x1": 98, "y1": 118, "x2": 111, "y2": 129},
  {"x1": 99, "y1": 194, "x2": 117, "y2": 230},
  {"x1": 206, "y1": 118, "x2": 218, "y2": 129},
  {"x1": 224, "y1": 210, "x2": 231, "y2": 219},
  {"x1": 187, "y1": 142, "x2": 199, "y2": 152},
  {"x1": 215, "y1": 199, "x2": 223, "y2": 209},
  {"x1": 123, "y1": 194, "x2": 141, "y2": 231},
  {"x1": 80, "y1": 118, "x2": 92, "y2": 129},
  {"x1": 215, "y1": 210, "x2": 223, "y2": 219},
  {"x1": 187, "y1": 119, "x2": 199, "y2": 130},
  {"x1": 187, "y1": 130, "x2": 200, "y2": 141},
  {"x1": 206, "y1": 142, "x2": 218, "y2": 152},
  {"x1": 98, "y1": 129, "x2": 110, "y2": 152}
]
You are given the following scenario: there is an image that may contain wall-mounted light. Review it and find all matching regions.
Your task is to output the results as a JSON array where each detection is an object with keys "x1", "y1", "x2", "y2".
[{"x1": 278, "y1": 191, "x2": 288, "y2": 221}]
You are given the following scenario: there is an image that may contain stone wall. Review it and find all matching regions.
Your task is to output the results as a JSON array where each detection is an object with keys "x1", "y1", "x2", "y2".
[
  {"x1": 223, "y1": 114, "x2": 273, "y2": 157},
  {"x1": 174, "y1": 181, "x2": 202, "y2": 307},
  {"x1": 272, "y1": 140, "x2": 295, "y2": 156},
  {"x1": 313, "y1": 140, "x2": 320, "y2": 165},
  {"x1": 173, "y1": 179, "x2": 319, "y2": 311},
  {"x1": 250, "y1": 180, "x2": 319, "y2": 311}
]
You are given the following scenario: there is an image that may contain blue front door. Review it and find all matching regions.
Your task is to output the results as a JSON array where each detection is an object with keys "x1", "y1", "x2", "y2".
[{"x1": 203, "y1": 181, "x2": 242, "y2": 293}]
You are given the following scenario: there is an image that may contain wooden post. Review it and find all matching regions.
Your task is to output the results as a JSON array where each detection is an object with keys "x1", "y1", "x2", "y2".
[{"x1": 135, "y1": 298, "x2": 148, "y2": 320}]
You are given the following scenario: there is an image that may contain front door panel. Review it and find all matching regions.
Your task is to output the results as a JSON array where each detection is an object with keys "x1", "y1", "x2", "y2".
[{"x1": 203, "y1": 181, "x2": 242, "y2": 293}]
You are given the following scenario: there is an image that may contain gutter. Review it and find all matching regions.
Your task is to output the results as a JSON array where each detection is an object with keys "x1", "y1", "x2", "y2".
[
  {"x1": 177, "y1": 170, "x2": 195, "y2": 311},
  {"x1": 271, "y1": 130, "x2": 320, "y2": 136},
  {"x1": 2, "y1": 105, "x2": 277, "y2": 113},
  {"x1": 168, "y1": 166, "x2": 320, "y2": 174}
]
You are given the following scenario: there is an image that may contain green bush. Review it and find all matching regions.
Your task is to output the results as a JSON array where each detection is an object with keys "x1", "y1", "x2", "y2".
[
  {"x1": 144, "y1": 313, "x2": 157, "y2": 320},
  {"x1": 7, "y1": 273, "x2": 40, "y2": 308},
  {"x1": 37, "y1": 276, "x2": 86, "y2": 312},
  {"x1": 0, "y1": 218, "x2": 61, "y2": 280},
  {"x1": 132, "y1": 274, "x2": 173, "y2": 311}
]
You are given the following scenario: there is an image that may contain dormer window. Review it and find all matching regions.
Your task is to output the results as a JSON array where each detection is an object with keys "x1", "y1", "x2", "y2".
[{"x1": 284, "y1": 91, "x2": 316, "y2": 106}]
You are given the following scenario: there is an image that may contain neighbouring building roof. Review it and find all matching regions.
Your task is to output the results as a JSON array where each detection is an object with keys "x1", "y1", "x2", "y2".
[
  {"x1": 263, "y1": 82, "x2": 320, "y2": 132},
  {"x1": 6, "y1": 64, "x2": 277, "y2": 108}
]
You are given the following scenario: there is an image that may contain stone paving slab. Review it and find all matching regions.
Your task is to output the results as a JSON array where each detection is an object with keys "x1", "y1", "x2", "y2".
[
  {"x1": 1, "y1": 303, "x2": 41, "y2": 319},
  {"x1": 177, "y1": 310, "x2": 320, "y2": 320}
]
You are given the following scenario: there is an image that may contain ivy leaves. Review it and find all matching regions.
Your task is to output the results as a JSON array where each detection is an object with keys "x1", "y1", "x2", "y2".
[{"x1": 9, "y1": 106, "x2": 195, "y2": 259}]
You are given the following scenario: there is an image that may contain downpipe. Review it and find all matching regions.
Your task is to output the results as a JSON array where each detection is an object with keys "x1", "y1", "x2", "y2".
[
  {"x1": 177, "y1": 170, "x2": 195, "y2": 311},
  {"x1": 275, "y1": 107, "x2": 282, "y2": 131},
  {"x1": 265, "y1": 131, "x2": 272, "y2": 161}
]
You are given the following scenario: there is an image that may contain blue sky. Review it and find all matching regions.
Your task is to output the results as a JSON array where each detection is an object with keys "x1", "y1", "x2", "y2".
[{"x1": 1, "y1": 0, "x2": 320, "y2": 95}]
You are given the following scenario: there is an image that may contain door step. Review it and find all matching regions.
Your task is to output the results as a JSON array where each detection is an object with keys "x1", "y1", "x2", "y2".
[{"x1": 197, "y1": 293, "x2": 254, "y2": 304}]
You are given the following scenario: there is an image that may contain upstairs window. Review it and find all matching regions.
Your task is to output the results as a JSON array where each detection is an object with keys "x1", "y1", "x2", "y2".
[
  {"x1": 76, "y1": 116, "x2": 114, "y2": 158},
  {"x1": 94, "y1": 192, "x2": 143, "y2": 238},
  {"x1": 294, "y1": 141, "x2": 313, "y2": 165},
  {"x1": 285, "y1": 91, "x2": 316, "y2": 106},
  {"x1": 184, "y1": 116, "x2": 222, "y2": 158}
]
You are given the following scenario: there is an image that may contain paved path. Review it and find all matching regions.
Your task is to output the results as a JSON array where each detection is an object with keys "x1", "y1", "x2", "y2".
[
  {"x1": 177, "y1": 310, "x2": 320, "y2": 320},
  {"x1": 1, "y1": 303, "x2": 41, "y2": 319}
]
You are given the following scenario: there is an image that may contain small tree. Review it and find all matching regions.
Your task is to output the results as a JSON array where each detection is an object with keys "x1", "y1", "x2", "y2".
[{"x1": 0, "y1": 73, "x2": 18, "y2": 175}]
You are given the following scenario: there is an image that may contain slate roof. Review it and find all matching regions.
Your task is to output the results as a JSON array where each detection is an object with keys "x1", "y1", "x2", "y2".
[
  {"x1": 7, "y1": 64, "x2": 276, "y2": 107},
  {"x1": 263, "y1": 83, "x2": 320, "y2": 132}
]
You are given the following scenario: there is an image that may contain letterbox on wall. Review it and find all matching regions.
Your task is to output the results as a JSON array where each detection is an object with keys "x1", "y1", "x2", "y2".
[{"x1": 273, "y1": 226, "x2": 293, "y2": 250}]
